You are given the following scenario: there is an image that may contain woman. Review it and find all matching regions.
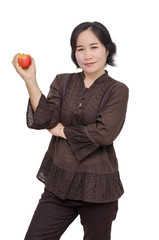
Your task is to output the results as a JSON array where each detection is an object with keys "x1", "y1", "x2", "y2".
[{"x1": 12, "y1": 21, "x2": 129, "y2": 240}]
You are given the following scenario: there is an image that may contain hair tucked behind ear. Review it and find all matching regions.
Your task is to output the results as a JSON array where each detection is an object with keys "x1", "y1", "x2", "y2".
[{"x1": 70, "y1": 21, "x2": 117, "y2": 68}]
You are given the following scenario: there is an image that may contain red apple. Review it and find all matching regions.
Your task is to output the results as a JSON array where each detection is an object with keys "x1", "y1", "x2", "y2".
[{"x1": 18, "y1": 53, "x2": 31, "y2": 68}]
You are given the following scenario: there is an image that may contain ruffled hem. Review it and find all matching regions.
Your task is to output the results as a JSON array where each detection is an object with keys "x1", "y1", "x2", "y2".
[{"x1": 37, "y1": 162, "x2": 124, "y2": 203}]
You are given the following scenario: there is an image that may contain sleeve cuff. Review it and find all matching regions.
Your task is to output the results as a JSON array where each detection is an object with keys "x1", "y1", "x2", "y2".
[
  {"x1": 64, "y1": 126, "x2": 99, "y2": 161},
  {"x1": 26, "y1": 94, "x2": 59, "y2": 130}
]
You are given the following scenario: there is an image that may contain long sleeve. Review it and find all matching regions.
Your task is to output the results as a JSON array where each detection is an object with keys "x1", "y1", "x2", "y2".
[
  {"x1": 26, "y1": 74, "x2": 64, "y2": 130},
  {"x1": 64, "y1": 82, "x2": 129, "y2": 161}
]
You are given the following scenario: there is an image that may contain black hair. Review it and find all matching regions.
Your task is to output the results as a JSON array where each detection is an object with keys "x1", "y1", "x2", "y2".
[{"x1": 70, "y1": 21, "x2": 116, "y2": 68}]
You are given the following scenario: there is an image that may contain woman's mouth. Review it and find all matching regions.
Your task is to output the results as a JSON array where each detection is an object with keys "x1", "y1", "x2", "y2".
[{"x1": 84, "y1": 62, "x2": 96, "y2": 67}]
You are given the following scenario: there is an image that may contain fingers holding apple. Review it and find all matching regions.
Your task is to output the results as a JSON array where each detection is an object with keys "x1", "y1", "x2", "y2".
[{"x1": 12, "y1": 53, "x2": 36, "y2": 83}]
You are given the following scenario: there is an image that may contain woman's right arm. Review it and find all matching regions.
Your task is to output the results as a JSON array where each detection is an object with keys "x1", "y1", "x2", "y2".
[{"x1": 12, "y1": 53, "x2": 62, "y2": 130}]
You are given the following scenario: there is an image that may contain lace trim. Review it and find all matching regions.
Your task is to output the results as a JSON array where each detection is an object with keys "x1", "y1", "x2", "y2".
[{"x1": 37, "y1": 161, "x2": 124, "y2": 203}]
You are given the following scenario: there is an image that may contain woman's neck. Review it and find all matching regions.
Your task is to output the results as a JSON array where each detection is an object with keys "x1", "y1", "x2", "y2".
[{"x1": 83, "y1": 69, "x2": 106, "y2": 88}]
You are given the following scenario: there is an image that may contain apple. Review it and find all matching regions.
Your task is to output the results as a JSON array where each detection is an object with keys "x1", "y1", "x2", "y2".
[{"x1": 18, "y1": 53, "x2": 31, "y2": 68}]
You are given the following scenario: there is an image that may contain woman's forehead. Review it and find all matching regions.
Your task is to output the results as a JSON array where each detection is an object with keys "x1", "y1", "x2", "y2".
[{"x1": 76, "y1": 29, "x2": 100, "y2": 45}]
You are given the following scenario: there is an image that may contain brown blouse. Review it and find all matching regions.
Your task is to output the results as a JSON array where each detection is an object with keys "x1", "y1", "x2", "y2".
[{"x1": 27, "y1": 71, "x2": 129, "y2": 203}]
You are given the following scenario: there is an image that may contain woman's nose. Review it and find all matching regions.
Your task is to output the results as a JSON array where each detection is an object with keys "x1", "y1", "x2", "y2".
[{"x1": 85, "y1": 49, "x2": 93, "y2": 59}]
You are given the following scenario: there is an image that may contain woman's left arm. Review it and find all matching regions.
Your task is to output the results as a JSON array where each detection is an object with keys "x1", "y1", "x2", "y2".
[{"x1": 63, "y1": 83, "x2": 129, "y2": 161}]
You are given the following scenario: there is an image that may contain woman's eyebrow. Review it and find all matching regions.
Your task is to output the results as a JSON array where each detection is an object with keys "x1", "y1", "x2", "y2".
[
  {"x1": 76, "y1": 45, "x2": 83, "y2": 48},
  {"x1": 76, "y1": 43, "x2": 99, "y2": 48},
  {"x1": 90, "y1": 43, "x2": 99, "y2": 45}
]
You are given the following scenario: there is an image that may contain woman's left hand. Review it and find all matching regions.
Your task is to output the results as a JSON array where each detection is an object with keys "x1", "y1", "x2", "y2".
[{"x1": 48, "y1": 122, "x2": 67, "y2": 139}]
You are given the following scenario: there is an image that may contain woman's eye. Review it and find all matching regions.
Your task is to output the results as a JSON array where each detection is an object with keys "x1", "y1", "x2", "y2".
[
  {"x1": 77, "y1": 48, "x2": 84, "y2": 51},
  {"x1": 92, "y1": 46, "x2": 98, "y2": 49}
]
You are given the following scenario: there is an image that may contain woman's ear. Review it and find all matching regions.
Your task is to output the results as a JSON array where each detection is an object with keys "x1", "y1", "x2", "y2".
[{"x1": 106, "y1": 50, "x2": 109, "y2": 57}]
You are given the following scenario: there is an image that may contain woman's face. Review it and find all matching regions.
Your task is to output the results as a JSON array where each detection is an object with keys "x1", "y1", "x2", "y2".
[{"x1": 75, "y1": 29, "x2": 108, "y2": 77}]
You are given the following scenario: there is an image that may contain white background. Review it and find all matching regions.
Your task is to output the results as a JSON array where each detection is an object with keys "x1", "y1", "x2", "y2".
[{"x1": 0, "y1": 0, "x2": 159, "y2": 239}]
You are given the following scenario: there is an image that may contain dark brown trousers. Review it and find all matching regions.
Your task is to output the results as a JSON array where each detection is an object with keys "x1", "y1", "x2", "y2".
[{"x1": 24, "y1": 190, "x2": 118, "y2": 240}]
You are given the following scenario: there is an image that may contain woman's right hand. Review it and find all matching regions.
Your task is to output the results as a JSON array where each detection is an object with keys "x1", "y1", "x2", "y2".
[
  {"x1": 12, "y1": 53, "x2": 42, "y2": 111},
  {"x1": 12, "y1": 53, "x2": 37, "y2": 84}
]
